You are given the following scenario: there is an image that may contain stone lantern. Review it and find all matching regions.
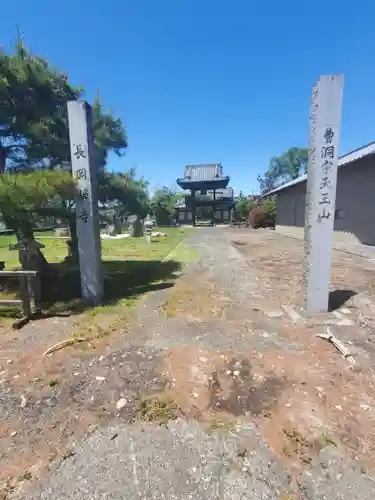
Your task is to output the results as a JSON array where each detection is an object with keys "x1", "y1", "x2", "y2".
[{"x1": 144, "y1": 215, "x2": 154, "y2": 244}]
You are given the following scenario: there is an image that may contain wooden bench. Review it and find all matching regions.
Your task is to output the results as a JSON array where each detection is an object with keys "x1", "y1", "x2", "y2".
[{"x1": 0, "y1": 270, "x2": 42, "y2": 328}]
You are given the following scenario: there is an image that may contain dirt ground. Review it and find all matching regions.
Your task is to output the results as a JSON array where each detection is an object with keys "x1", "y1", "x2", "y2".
[
  {"x1": 225, "y1": 229, "x2": 375, "y2": 469},
  {"x1": 2, "y1": 228, "x2": 375, "y2": 499},
  {"x1": 230, "y1": 228, "x2": 375, "y2": 308},
  {"x1": 153, "y1": 228, "x2": 375, "y2": 494}
]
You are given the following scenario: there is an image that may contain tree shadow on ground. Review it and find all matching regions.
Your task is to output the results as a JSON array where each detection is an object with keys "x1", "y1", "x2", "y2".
[
  {"x1": 0, "y1": 259, "x2": 182, "y2": 317},
  {"x1": 328, "y1": 289, "x2": 357, "y2": 312}
]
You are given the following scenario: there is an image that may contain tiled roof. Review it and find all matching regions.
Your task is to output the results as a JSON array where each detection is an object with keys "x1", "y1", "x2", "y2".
[
  {"x1": 265, "y1": 140, "x2": 375, "y2": 196},
  {"x1": 183, "y1": 164, "x2": 223, "y2": 181}
]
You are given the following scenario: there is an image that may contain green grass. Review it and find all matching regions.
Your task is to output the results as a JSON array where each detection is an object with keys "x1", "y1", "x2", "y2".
[
  {"x1": 209, "y1": 418, "x2": 235, "y2": 433},
  {"x1": 0, "y1": 227, "x2": 190, "y2": 320},
  {"x1": 0, "y1": 231, "x2": 66, "y2": 269},
  {"x1": 163, "y1": 241, "x2": 199, "y2": 264},
  {"x1": 135, "y1": 394, "x2": 180, "y2": 425},
  {"x1": 0, "y1": 228, "x2": 186, "y2": 269},
  {"x1": 100, "y1": 227, "x2": 184, "y2": 261}
]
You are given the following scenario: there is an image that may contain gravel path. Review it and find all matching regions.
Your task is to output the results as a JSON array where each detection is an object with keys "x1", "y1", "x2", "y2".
[{"x1": 8, "y1": 228, "x2": 375, "y2": 499}]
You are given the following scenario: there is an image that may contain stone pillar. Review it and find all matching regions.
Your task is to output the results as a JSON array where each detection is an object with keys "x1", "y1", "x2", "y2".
[
  {"x1": 212, "y1": 189, "x2": 216, "y2": 225},
  {"x1": 128, "y1": 215, "x2": 143, "y2": 237},
  {"x1": 191, "y1": 190, "x2": 196, "y2": 226},
  {"x1": 302, "y1": 75, "x2": 344, "y2": 314},
  {"x1": 67, "y1": 100, "x2": 103, "y2": 305}
]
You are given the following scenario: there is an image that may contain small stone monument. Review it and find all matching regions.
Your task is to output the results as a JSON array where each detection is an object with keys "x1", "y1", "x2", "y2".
[
  {"x1": 113, "y1": 212, "x2": 122, "y2": 234},
  {"x1": 55, "y1": 227, "x2": 70, "y2": 237},
  {"x1": 10, "y1": 237, "x2": 47, "y2": 272},
  {"x1": 128, "y1": 215, "x2": 144, "y2": 237},
  {"x1": 106, "y1": 224, "x2": 117, "y2": 236},
  {"x1": 144, "y1": 214, "x2": 154, "y2": 244}
]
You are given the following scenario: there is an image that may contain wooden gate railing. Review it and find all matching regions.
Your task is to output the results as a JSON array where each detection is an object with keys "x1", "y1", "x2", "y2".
[{"x1": 0, "y1": 270, "x2": 42, "y2": 328}]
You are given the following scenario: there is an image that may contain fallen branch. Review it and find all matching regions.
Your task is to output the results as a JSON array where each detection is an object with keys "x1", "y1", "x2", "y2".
[
  {"x1": 43, "y1": 337, "x2": 87, "y2": 356},
  {"x1": 316, "y1": 329, "x2": 356, "y2": 365}
]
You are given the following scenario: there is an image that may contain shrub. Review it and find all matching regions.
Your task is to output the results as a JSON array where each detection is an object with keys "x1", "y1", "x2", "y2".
[{"x1": 248, "y1": 198, "x2": 276, "y2": 228}]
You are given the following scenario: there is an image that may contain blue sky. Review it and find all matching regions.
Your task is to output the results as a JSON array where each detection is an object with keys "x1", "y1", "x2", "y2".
[{"x1": 2, "y1": 1, "x2": 375, "y2": 194}]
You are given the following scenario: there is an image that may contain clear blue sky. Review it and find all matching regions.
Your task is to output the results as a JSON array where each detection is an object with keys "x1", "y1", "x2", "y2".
[{"x1": 3, "y1": 1, "x2": 375, "y2": 194}]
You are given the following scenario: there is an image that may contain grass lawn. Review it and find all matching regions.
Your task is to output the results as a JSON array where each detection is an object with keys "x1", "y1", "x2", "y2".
[
  {"x1": 100, "y1": 227, "x2": 184, "y2": 261},
  {"x1": 0, "y1": 231, "x2": 68, "y2": 269},
  {"x1": 0, "y1": 227, "x2": 185, "y2": 269},
  {"x1": 0, "y1": 227, "x2": 191, "y2": 322}
]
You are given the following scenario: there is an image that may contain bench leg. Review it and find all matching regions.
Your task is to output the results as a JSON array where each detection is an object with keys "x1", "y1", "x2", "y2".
[
  {"x1": 30, "y1": 275, "x2": 42, "y2": 315},
  {"x1": 20, "y1": 276, "x2": 31, "y2": 318}
]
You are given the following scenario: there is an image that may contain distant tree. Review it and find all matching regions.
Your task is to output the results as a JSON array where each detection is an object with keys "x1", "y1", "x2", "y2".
[
  {"x1": 257, "y1": 169, "x2": 278, "y2": 195},
  {"x1": 91, "y1": 94, "x2": 128, "y2": 173},
  {"x1": 234, "y1": 191, "x2": 255, "y2": 220},
  {"x1": 0, "y1": 170, "x2": 76, "y2": 271},
  {"x1": 257, "y1": 147, "x2": 308, "y2": 194},
  {"x1": 262, "y1": 197, "x2": 276, "y2": 219},
  {"x1": 0, "y1": 35, "x2": 128, "y2": 264},
  {"x1": 275, "y1": 147, "x2": 308, "y2": 180},
  {"x1": 0, "y1": 36, "x2": 128, "y2": 172},
  {"x1": 150, "y1": 187, "x2": 182, "y2": 225},
  {"x1": 98, "y1": 168, "x2": 149, "y2": 232},
  {"x1": 0, "y1": 36, "x2": 81, "y2": 172}
]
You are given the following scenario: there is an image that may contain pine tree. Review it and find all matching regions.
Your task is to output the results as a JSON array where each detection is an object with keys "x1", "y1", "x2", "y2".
[{"x1": 0, "y1": 34, "x2": 128, "y2": 269}]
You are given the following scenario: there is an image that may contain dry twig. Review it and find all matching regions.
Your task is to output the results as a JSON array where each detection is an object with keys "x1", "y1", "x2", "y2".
[
  {"x1": 316, "y1": 328, "x2": 356, "y2": 365},
  {"x1": 43, "y1": 337, "x2": 87, "y2": 356}
]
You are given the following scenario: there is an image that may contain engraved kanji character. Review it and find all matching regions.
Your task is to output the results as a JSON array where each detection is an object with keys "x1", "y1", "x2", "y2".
[
  {"x1": 75, "y1": 168, "x2": 87, "y2": 180},
  {"x1": 321, "y1": 160, "x2": 333, "y2": 175},
  {"x1": 317, "y1": 208, "x2": 331, "y2": 221},
  {"x1": 320, "y1": 176, "x2": 332, "y2": 189},
  {"x1": 321, "y1": 146, "x2": 335, "y2": 159},
  {"x1": 318, "y1": 193, "x2": 331, "y2": 205},
  {"x1": 79, "y1": 188, "x2": 89, "y2": 200},
  {"x1": 78, "y1": 210, "x2": 89, "y2": 223},
  {"x1": 74, "y1": 144, "x2": 86, "y2": 159},
  {"x1": 324, "y1": 127, "x2": 334, "y2": 144}
]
